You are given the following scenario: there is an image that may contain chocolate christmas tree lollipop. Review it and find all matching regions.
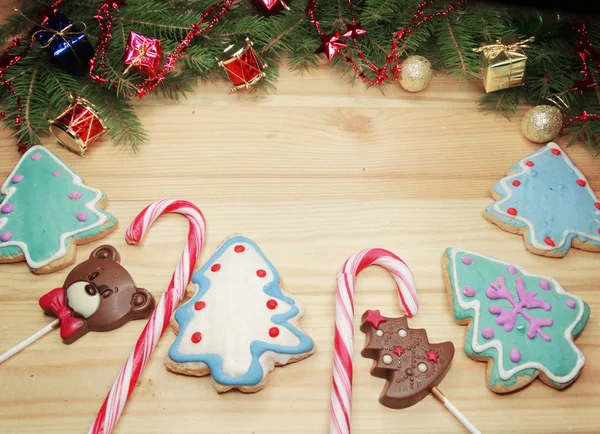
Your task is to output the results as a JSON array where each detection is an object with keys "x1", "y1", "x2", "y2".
[
  {"x1": 0, "y1": 245, "x2": 155, "y2": 364},
  {"x1": 361, "y1": 310, "x2": 480, "y2": 433}
]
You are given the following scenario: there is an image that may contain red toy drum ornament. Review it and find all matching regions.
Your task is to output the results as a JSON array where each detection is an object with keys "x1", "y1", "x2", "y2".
[
  {"x1": 217, "y1": 38, "x2": 266, "y2": 92},
  {"x1": 49, "y1": 93, "x2": 107, "y2": 156}
]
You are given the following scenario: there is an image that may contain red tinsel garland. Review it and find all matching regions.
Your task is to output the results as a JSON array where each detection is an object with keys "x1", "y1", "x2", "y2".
[
  {"x1": 306, "y1": 0, "x2": 466, "y2": 86},
  {"x1": 90, "y1": 0, "x2": 233, "y2": 98},
  {"x1": 0, "y1": 0, "x2": 66, "y2": 153}
]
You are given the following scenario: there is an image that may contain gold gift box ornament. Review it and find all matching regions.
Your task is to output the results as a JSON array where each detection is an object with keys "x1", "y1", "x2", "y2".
[{"x1": 474, "y1": 35, "x2": 535, "y2": 93}]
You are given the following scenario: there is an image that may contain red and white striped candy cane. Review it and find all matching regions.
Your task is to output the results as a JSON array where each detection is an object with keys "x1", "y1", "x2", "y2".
[
  {"x1": 89, "y1": 199, "x2": 206, "y2": 434},
  {"x1": 330, "y1": 248, "x2": 418, "y2": 434}
]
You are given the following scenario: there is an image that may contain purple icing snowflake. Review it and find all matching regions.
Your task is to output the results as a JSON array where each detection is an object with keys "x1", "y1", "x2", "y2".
[{"x1": 486, "y1": 276, "x2": 554, "y2": 342}]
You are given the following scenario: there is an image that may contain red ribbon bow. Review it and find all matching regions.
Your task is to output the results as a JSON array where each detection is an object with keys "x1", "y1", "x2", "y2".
[{"x1": 39, "y1": 287, "x2": 85, "y2": 340}]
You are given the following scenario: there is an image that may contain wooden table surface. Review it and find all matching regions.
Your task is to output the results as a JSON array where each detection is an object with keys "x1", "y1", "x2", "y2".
[{"x1": 1, "y1": 35, "x2": 599, "y2": 434}]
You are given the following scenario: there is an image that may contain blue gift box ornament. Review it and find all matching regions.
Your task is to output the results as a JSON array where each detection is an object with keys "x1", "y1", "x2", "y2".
[{"x1": 34, "y1": 11, "x2": 94, "y2": 75}]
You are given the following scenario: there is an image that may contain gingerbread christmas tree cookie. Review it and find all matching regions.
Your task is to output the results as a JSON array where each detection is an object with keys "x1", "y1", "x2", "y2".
[
  {"x1": 484, "y1": 142, "x2": 600, "y2": 257},
  {"x1": 0, "y1": 146, "x2": 117, "y2": 274},
  {"x1": 443, "y1": 248, "x2": 589, "y2": 393},
  {"x1": 165, "y1": 236, "x2": 315, "y2": 393}
]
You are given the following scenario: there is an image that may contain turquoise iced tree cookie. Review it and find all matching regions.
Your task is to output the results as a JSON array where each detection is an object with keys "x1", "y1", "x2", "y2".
[
  {"x1": 443, "y1": 248, "x2": 589, "y2": 393},
  {"x1": 484, "y1": 142, "x2": 600, "y2": 257},
  {"x1": 0, "y1": 146, "x2": 117, "y2": 274},
  {"x1": 165, "y1": 236, "x2": 315, "y2": 393}
]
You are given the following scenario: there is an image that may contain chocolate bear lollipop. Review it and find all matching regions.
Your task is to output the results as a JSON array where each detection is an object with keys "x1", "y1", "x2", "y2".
[
  {"x1": 361, "y1": 310, "x2": 480, "y2": 433},
  {"x1": 0, "y1": 245, "x2": 156, "y2": 363}
]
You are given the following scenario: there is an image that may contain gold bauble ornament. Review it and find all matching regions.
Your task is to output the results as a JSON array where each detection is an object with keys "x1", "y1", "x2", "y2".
[
  {"x1": 521, "y1": 105, "x2": 562, "y2": 143},
  {"x1": 399, "y1": 55, "x2": 432, "y2": 92}
]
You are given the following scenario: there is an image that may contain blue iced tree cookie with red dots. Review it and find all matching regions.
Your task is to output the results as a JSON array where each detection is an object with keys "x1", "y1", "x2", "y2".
[
  {"x1": 0, "y1": 146, "x2": 117, "y2": 274},
  {"x1": 165, "y1": 236, "x2": 315, "y2": 393},
  {"x1": 443, "y1": 248, "x2": 589, "y2": 393},
  {"x1": 484, "y1": 142, "x2": 600, "y2": 257}
]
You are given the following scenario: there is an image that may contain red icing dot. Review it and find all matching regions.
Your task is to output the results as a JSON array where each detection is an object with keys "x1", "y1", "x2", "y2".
[
  {"x1": 194, "y1": 301, "x2": 206, "y2": 311},
  {"x1": 256, "y1": 269, "x2": 267, "y2": 278},
  {"x1": 512, "y1": 180, "x2": 521, "y2": 187},
  {"x1": 507, "y1": 208, "x2": 518, "y2": 216},
  {"x1": 525, "y1": 161, "x2": 534, "y2": 167},
  {"x1": 544, "y1": 237, "x2": 556, "y2": 247},
  {"x1": 576, "y1": 179, "x2": 587, "y2": 187},
  {"x1": 191, "y1": 332, "x2": 202, "y2": 343},
  {"x1": 551, "y1": 148, "x2": 561, "y2": 156},
  {"x1": 269, "y1": 327, "x2": 279, "y2": 337},
  {"x1": 211, "y1": 263, "x2": 221, "y2": 272},
  {"x1": 234, "y1": 245, "x2": 245, "y2": 253},
  {"x1": 267, "y1": 299, "x2": 278, "y2": 309},
  {"x1": 595, "y1": 202, "x2": 600, "y2": 210}
]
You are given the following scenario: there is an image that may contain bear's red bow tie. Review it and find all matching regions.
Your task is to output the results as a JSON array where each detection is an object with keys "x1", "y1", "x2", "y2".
[{"x1": 39, "y1": 288, "x2": 84, "y2": 340}]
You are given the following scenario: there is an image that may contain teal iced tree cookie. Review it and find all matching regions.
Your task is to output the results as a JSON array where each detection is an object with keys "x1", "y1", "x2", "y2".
[
  {"x1": 443, "y1": 248, "x2": 589, "y2": 393},
  {"x1": 0, "y1": 146, "x2": 117, "y2": 274},
  {"x1": 484, "y1": 142, "x2": 600, "y2": 257}
]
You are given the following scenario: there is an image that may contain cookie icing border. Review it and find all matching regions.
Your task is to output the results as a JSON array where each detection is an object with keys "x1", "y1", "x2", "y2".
[
  {"x1": 448, "y1": 247, "x2": 586, "y2": 384},
  {"x1": 0, "y1": 146, "x2": 109, "y2": 268},
  {"x1": 490, "y1": 142, "x2": 600, "y2": 251},
  {"x1": 168, "y1": 235, "x2": 315, "y2": 387}
]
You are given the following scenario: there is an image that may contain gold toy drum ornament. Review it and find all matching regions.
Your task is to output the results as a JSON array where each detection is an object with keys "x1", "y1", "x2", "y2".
[
  {"x1": 49, "y1": 93, "x2": 107, "y2": 156},
  {"x1": 217, "y1": 38, "x2": 267, "y2": 92}
]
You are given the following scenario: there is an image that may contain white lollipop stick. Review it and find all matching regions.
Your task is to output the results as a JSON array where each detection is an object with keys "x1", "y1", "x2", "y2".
[
  {"x1": 432, "y1": 387, "x2": 481, "y2": 434},
  {"x1": 0, "y1": 319, "x2": 59, "y2": 365}
]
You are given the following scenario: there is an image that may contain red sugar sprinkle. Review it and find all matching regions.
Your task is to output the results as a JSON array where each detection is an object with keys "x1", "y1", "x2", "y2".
[
  {"x1": 234, "y1": 245, "x2": 245, "y2": 253},
  {"x1": 267, "y1": 299, "x2": 278, "y2": 310},
  {"x1": 256, "y1": 269, "x2": 266, "y2": 278},
  {"x1": 576, "y1": 179, "x2": 587, "y2": 187},
  {"x1": 525, "y1": 161, "x2": 535, "y2": 167},
  {"x1": 211, "y1": 263, "x2": 221, "y2": 272},
  {"x1": 269, "y1": 327, "x2": 280, "y2": 338},
  {"x1": 551, "y1": 148, "x2": 561, "y2": 156},
  {"x1": 191, "y1": 332, "x2": 202, "y2": 343},
  {"x1": 507, "y1": 208, "x2": 518, "y2": 216},
  {"x1": 194, "y1": 301, "x2": 206, "y2": 311},
  {"x1": 512, "y1": 180, "x2": 521, "y2": 187},
  {"x1": 544, "y1": 237, "x2": 556, "y2": 247}
]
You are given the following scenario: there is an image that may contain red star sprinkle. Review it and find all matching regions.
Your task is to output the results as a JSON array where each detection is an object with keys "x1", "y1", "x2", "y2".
[
  {"x1": 315, "y1": 31, "x2": 347, "y2": 61},
  {"x1": 393, "y1": 346, "x2": 404, "y2": 357},
  {"x1": 342, "y1": 22, "x2": 367, "y2": 39},
  {"x1": 425, "y1": 349, "x2": 439, "y2": 363},
  {"x1": 364, "y1": 309, "x2": 387, "y2": 329}
]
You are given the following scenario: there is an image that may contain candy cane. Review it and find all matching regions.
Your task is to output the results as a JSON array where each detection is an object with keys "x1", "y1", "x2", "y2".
[
  {"x1": 88, "y1": 199, "x2": 206, "y2": 434},
  {"x1": 330, "y1": 248, "x2": 418, "y2": 434}
]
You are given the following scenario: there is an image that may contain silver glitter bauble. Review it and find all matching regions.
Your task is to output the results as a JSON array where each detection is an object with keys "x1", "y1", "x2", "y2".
[
  {"x1": 521, "y1": 105, "x2": 562, "y2": 143},
  {"x1": 399, "y1": 55, "x2": 433, "y2": 92}
]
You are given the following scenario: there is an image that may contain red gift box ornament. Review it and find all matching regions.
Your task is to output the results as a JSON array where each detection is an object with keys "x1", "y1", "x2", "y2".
[
  {"x1": 49, "y1": 93, "x2": 107, "y2": 156},
  {"x1": 217, "y1": 38, "x2": 266, "y2": 92},
  {"x1": 123, "y1": 31, "x2": 162, "y2": 76}
]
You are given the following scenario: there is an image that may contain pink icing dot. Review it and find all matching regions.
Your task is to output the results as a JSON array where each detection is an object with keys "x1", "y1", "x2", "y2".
[
  {"x1": 482, "y1": 328, "x2": 494, "y2": 339},
  {"x1": 463, "y1": 286, "x2": 476, "y2": 297},
  {"x1": 507, "y1": 265, "x2": 517, "y2": 275},
  {"x1": 539, "y1": 279, "x2": 550, "y2": 291},
  {"x1": 69, "y1": 191, "x2": 82, "y2": 200},
  {"x1": 11, "y1": 174, "x2": 23, "y2": 184},
  {"x1": 461, "y1": 257, "x2": 473, "y2": 265},
  {"x1": 52, "y1": 171, "x2": 61, "y2": 177},
  {"x1": 1, "y1": 203, "x2": 14, "y2": 214},
  {"x1": 76, "y1": 212, "x2": 89, "y2": 222},
  {"x1": 565, "y1": 299, "x2": 576, "y2": 309},
  {"x1": 509, "y1": 347, "x2": 521, "y2": 363},
  {"x1": 30, "y1": 153, "x2": 42, "y2": 161},
  {"x1": 0, "y1": 232, "x2": 12, "y2": 242}
]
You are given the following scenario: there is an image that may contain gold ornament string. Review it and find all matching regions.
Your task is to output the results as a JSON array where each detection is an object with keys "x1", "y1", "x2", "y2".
[{"x1": 473, "y1": 36, "x2": 536, "y2": 59}]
